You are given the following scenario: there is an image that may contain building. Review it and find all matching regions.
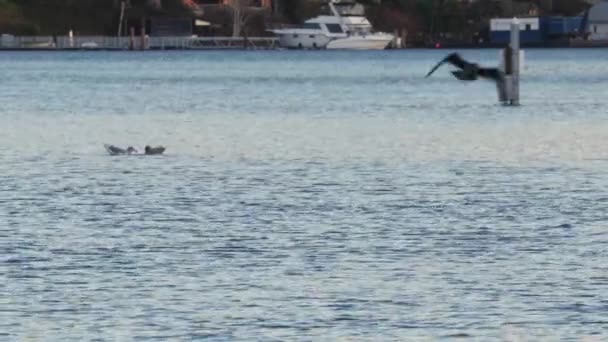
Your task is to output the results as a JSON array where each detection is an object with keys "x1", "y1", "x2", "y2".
[
  {"x1": 586, "y1": 0, "x2": 608, "y2": 39},
  {"x1": 490, "y1": 17, "x2": 542, "y2": 43},
  {"x1": 545, "y1": 16, "x2": 583, "y2": 39},
  {"x1": 490, "y1": 16, "x2": 584, "y2": 44}
]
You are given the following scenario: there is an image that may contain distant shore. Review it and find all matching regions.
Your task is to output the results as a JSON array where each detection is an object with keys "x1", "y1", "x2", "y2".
[
  {"x1": 0, "y1": 35, "x2": 279, "y2": 51},
  {"x1": 2, "y1": 35, "x2": 608, "y2": 51},
  {"x1": 2, "y1": 45, "x2": 608, "y2": 51}
]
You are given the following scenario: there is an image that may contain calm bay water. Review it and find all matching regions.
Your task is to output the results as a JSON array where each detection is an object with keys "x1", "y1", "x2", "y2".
[{"x1": 1, "y1": 49, "x2": 608, "y2": 340}]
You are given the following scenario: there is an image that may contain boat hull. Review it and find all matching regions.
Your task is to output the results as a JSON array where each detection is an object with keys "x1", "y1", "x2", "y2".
[
  {"x1": 273, "y1": 31, "x2": 332, "y2": 49},
  {"x1": 326, "y1": 35, "x2": 393, "y2": 50},
  {"x1": 272, "y1": 31, "x2": 393, "y2": 50}
]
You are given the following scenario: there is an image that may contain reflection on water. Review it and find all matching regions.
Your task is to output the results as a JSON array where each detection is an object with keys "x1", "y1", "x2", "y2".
[{"x1": 1, "y1": 49, "x2": 608, "y2": 340}]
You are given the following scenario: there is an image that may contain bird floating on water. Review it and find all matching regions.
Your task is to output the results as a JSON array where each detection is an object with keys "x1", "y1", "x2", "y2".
[
  {"x1": 104, "y1": 144, "x2": 166, "y2": 155},
  {"x1": 144, "y1": 145, "x2": 166, "y2": 155},
  {"x1": 104, "y1": 144, "x2": 138, "y2": 155}
]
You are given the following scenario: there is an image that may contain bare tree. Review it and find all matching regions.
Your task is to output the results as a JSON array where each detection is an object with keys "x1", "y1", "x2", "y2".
[
  {"x1": 224, "y1": 0, "x2": 267, "y2": 37},
  {"x1": 224, "y1": 0, "x2": 250, "y2": 37}
]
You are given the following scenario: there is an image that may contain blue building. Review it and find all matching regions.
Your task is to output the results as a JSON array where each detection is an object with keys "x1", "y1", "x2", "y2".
[
  {"x1": 490, "y1": 16, "x2": 584, "y2": 44},
  {"x1": 545, "y1": 16, "x2": 583, "y2": 38},
  {"x1": 490, "y1": 18, "x2": 543, "y2": 44},
  {"x1": 584, "y1": 1, "x2": 608, "y2": 40}
]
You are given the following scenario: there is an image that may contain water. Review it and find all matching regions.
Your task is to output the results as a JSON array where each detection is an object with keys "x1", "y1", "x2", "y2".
[{"x1": 1, "y1": 49, "x2": 608, "y2": 341}]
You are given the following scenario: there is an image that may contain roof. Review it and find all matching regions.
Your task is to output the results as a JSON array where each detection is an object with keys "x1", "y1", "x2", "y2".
[{"x1": 588, "y1": 1, "x2": 608, "y2": 23}]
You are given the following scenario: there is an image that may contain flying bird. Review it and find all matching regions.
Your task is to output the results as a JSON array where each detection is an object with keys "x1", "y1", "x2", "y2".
[{"x1": 425, "y1": 53, "x2": 504, "y2": 82}]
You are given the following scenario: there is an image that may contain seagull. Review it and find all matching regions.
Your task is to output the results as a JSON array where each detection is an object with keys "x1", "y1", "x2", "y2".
[{"x1": 425, "y1": 52, "x2": 504, "y2": 82}]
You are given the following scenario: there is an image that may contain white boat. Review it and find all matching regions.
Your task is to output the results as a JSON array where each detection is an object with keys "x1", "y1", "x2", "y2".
[{"x1": 270, "y1": 1, "x2": 394, "y2": 50}]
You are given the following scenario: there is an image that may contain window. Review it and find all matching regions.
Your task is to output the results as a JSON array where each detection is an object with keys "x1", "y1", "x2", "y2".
[
  {"x1": 326, "y1": 24, "x2": 343, "y2": 33},
  {"x1": 525, "y1": 24, "x2": 531, "y2": 31},
  {"x1": 293, "y1": 34, "x2": 298, "y2": 38},
  {"x1": 302, "y1": 23, "x2": 321, "y2": 30}
]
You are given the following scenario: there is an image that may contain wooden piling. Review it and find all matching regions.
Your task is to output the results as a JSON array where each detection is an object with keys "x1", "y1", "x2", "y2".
[
  {"x1": 129, "y1": 27, "x2": 135, "y2": 50},
  {"x1": 400, "y1": 29, "x2": 407, "y2": 48},
  {"x1": 503, "y1": 45, "x2": 513, "y2": 75},
  {"x1": 509, "y1": 18, "x2": 520, "y2": 105},
  {"x1": 140, "y1": 18, "x2": 146, "y2": 50}
]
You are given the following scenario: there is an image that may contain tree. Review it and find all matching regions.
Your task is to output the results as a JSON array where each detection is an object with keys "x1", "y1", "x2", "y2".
[
  {"x1": 549, "y1": 0, "x2": 590, "y2": 16},
  {"x1": 275, "y1": 0, "x2": 323, "y2": 24},
  {"x1": 224, "y1": 0, "x2": 248, "y2": 37},
  {"x1": 223, "y1": 0, "x2": 268, "y2": 37},
  {"x1": 0, "y1": 1, "x2": 39, "y2": 34}
]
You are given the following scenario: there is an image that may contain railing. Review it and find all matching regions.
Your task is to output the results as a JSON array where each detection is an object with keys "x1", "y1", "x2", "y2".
[
  {"x1": 187, "y1": 37, "x2": 278, "y2": 49},
  {"x1": 0, "y1": 35, "x2": 279, "y2": 50}
]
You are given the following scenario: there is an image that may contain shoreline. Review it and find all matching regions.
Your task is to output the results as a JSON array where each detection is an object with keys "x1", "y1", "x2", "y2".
[
  {"x1": 2, "y1": 36, "x2": 608, "y2": 51},
  {"x1": 3, "y1": 34, "x2": 608, "y2": 51},
  {"x1": 1, "y1": 45, "x2": 608, "y2": 51}
]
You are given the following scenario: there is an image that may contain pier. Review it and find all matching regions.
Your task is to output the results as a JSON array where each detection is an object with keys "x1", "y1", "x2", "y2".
[{"x1": 0, "y1": 35, "x2": 278, "y2": 50}]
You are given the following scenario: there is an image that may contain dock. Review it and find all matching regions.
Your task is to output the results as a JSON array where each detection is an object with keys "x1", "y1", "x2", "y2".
[{"x1": 0, "y1": 35, "x2": 279, "y2": 50}]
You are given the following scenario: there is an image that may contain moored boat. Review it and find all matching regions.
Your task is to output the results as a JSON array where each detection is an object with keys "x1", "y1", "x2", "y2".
[{"x1": 270, "y1": 1, "x2": 394, "y2": 50}]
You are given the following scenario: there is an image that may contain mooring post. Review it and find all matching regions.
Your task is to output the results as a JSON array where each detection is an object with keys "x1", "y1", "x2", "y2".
[
  {"x1": 140, "y1": 18, "x2": 146, "y2": 50},
  {"x1": 129, "y1": 27, "x2": 135, "y2": 50},
  {"x1": 497, "y1": 46, "x2": 511, "y2": 104},
  {"x1": 509, "y1": 17, "x2": 520, "y2": 105},
  {"x1": 140, "y1": 27, "x2": 146, "y2": 50},
  {"x1": 393, "y1": 29, "x2": 399, "y2": 48}
]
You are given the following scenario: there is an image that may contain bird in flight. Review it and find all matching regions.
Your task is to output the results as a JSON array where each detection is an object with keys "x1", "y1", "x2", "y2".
[{"x1": 425, "y1": 52, "x2": 504, "y2": 82}]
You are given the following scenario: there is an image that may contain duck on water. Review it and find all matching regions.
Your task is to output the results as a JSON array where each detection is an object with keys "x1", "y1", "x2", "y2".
[{"x1": 104, "y1": 144, "x2": 166, "y2": 155}]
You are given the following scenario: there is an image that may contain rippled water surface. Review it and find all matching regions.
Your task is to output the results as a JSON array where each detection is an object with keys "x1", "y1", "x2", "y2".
[{"x1": 1, "y1": 49, "x2": 608, "y2": 341}]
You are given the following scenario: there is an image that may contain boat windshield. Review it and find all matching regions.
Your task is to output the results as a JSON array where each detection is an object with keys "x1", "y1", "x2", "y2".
[
  {"x1": 348, "y1": 26, "x2": 371, "y2": 34},
  {"x1": 326, "y1": 23, "x2": 344, "y2": 33},
  {"x1": 302, "y1": 23, "x2": 321, "y2": 30}
]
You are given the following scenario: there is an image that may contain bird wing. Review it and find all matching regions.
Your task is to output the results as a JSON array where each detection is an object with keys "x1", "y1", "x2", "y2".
[
  {"x1": 425, "y1": 59, "x2": 447, "y2": 78},
  {"x1": 451, "y1": 70, "x2": 477, "y2": 81},
  {"x1": 477, "y1": 68, "x2": 504, "y2": 82},
  {"x1": 444, "y1": 53, "x2": 469, "y2": 69},
  {"x1": 425, "y1": 53, "x2": 470, "y2": 78}
]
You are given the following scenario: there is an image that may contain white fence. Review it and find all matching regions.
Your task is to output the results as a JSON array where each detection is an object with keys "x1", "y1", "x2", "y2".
[{"x1": 0, "y1": 35, "x2": 278, "y2": 50}]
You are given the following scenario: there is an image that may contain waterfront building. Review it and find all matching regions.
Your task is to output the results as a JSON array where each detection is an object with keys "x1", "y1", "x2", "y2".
[
  {"x1": 490, "y1": 17, "x2": 542, "y2": 44},
  {"x1": 490, "y1": 16, "x2": 584, "y2": 44},
  {"x1": 585, "y1": 0, "x2": 608, "y2": 39}
]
